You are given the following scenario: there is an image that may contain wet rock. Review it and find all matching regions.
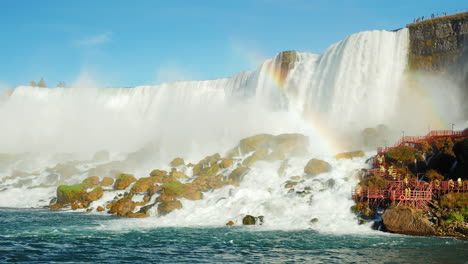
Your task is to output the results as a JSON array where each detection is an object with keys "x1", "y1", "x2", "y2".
[
  {"x1": 101, "y1": 177, "x2": 114, "y2": 187},
  {"x1": 150, "y1": 169, "x2": 167, "y2": 179},
  {"x1": 219, "y1": 159, "x2": 233, "y2": 168},
  {"x1": 243, "y1": 149, "x2": 269, "y2": 166},
  {"x1": 242, "y1": 215, "x2": 264, "y2": 225},
  {"x1": 242, "y1": 215, "x2": 257, "y2": 225},
  {"x1": 226, "y1": 220, "x2": 234, "y2": 226},
  {"x1": 56, "y1": 184, "x2": 86, "y2": 205},
  {"x1": 131, "y1": 177, "x2": 158, "y2": 194},
  {"x1": 228, "y1": 166, "x2": 249, "y2": 186},
  {"x1": 284, "y1": 181, "x2": 299, "y2": 188},
  {"x1": 96, "y1": 206, "x2": 105, "y2": 212},
  {"x1": 170, "y1": 157, "x2": 185, "y2": 167},
  {"x1": 158, "y1": 200, "x2": 182, "y2": 216},
  {"x1": 114, "y1": 174, "x2": 136, "y2": 190},
  {"x1": 169, "y1": 170, "x2": 189, "y2": 179},
  {"x1": 109, "y1": 197, "x2": 136, "y2": 216},
  {"x1": 85, "y1": 187, "x2": 103, "y2": 202},
  {"x1": 382, "y1": 206, "x2": 436, "y2": 236},
  {"x1": 49, "y1": 203, "x2": 63, "y2": 210},
  {"x1": 127, "y1": 212, "x2": 150, "y2": 218},
  {"x1": 82, "y1": 176, "x2": 100, "y2": 187},
  {"x1": 304, "y1": 159, "x2": 331, "y2": 176},
  {"x1": 335, "y1": 151, "x2": 365, "y2": 160},
  {"x1": 239, "y1": 134, "x2": 274, "y2": 154},
  {"x1": 310, "y1": 218, "x2": 319, "y2": 223}
]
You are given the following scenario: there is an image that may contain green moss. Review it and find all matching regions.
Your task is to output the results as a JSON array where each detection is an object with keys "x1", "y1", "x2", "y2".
[
  {"x1": 444, "y1": 211, "x2": 465, "y2": 224},
  {"x1": 385, "y1": 145, "x2": 416, "y2": 164},
  {"x1": 56, "y1": 184, "x2": 86, "y2": 204},
  {"x1": 360, "y1": 174, "x2": 386, "y2": 188},
  {"x1": 161, "y1": 181, "x2": 187, "y2": 197}
]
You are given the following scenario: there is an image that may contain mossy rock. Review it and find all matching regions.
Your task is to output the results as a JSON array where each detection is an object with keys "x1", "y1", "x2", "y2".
[
  {"x1": 150, "y1": 169, "x2": 167, "y2": 178},
  {"x1": 114, "y1": 174, "x2": 137, "y2": 190},
  {"x1": 271, "y1": 133, "x2": 308, "y2": 156},
  {"x1": 242, "y1": 149, "x2": 269, "y2": 166},
  {"x1": 239, "y1": 134, "x2": 274, "y2": 154},
  {"x1": 131, "y1": 177, "x2": 157, "y2": 194},
  {"x1": 169, "y1": 170, "x2": 189, "y2": 179},
  {"x1": 335, "y1": 151, "x2": 365, "y2": 160},
  {"x1": 284, "y1": 181, "x2": 298, "y2": 189},
  {"x1": 193, "y1": 154, "x2": 221, "y2": 176},
  {"x1": 101, "y1": 177, "x2": 114, "y2": 187},
  {"x1": 161, "y1": 180, "x2": 187, "y2": 197},
  {"x1": 228, "y1": 166, "x2": 249, "y2": 186},
  {"x1": 199, "y1": 164, "x2": 221, "y2": 178},
  {"x1": 219, "y1": 159, "x2": 233, "y2": 168},
  {"x1": 109, "y1": 197, "x2": 135, "y2": 216},
  {"x1": 304, "y1": 159, "x2": 331, "y2": 176},
  {"x1": 158, "y1": 200, "x2": 182, "y2": 216},
  {"x1": 56, "y1": 184, "x2": 86, "y2": 205},
  {"x1": 242, "y1": 215, "x2": 257, "y2": 225},
  {"x1": 359, "y1": 174, "x2": 386, "y2": 188},
  {"x1": 170, "y1": 157, "x2": 185, "y2": 167},
  {"x1": 85, "y1": 187, "x2": 103, "y2": 202},
  {"x1": 81, "y1": 176, "x2": 100, "y2": 188}
]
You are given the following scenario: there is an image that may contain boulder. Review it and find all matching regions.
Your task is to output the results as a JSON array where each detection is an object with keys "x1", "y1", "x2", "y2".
[
  {"x1": 228, "y1": 166, "x2": 249, "y2": 186},
  {"x1": 242, "y1": 215, "x2": 264, "y2": 225},
  {"x1": 284, "y1": 181, "x2": 298, "y2": 189},
  {"x1": 161, "y1": 180, "x2": 187, "y2": 197},
  {"x1": 85, "y1": 187, "x2": 103, "y2": 202},
  {"x1": 101, "y1": 177, "x2": 114, "y2": 187},
  {"x1": 170, "y1": 157, "x2": 185, "y2": 167},
  {"x1": 96, "y1": 206, "x2": 105, "y2": 212},
  {"x1": 198, "y1": 164, "x2": 221, "y2": 178},
  {"x1": 114, "y1": 174, "x2": 136, "y2": 190},
  {"x1": 193, "y1": 154, "x2": 221, "y2": 176},
  {"x1": 158, "y1": 200, "x2": 182, "y2": 216},
  {"x1": 271, "y1": 133, "x2": 308, "y2": 156},
  {"x1": 335, "y1": 151, "x2": 365, "y2": 160},
  {"x1": 127, "y1": 212, "x2": 150, "y2": 218},
  {"x1": 131, "y1": 177, "x2": 157, "y2": 194},
  {"x1": 150, "y1": 169, "x2": 167, "y2": 179},
  {"x1": 109, "y1": 197, "x2": 136, "y2": 216},
  {"x1": 242, "y1": 215, "x2": 256, "y2": 225},
  {"x1": 242, "y1": 149, "x2": 269, "y2": 166},
  {"x1": 56, "y1": 184, "x2": 86, "y2": 205},
  {"x1": 219, "y1": 159, "x2": 233, "y2": 168},
  {"x1": 226, "y1": 220, "x2": 234, "y2": 226},
  {"x1": 304, "y1": 159, "x2": 331, "y2": 176},
  {"x1": 382, "y1": 206, "x2": 436, "y2": 236},
  {"x1": 81, "y1": 176, "x2": 100, "y2": 187},
  {"x1": 239, "y1": 134, "x2": 274, "y2": 154},
  {"x1": 169, "y1": 170, "x2": 189, "y2": 179}
]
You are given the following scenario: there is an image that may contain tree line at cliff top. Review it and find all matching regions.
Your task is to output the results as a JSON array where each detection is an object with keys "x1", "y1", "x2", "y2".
[{"x1": 29, "y1": 77, "x2": 65, "y2": 88}]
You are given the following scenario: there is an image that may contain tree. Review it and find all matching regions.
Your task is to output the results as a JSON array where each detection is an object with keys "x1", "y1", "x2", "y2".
[
  {"x1": 56, "y1": 81, "x2": 66, "y2": 88},
  {"x1": 29, "y1": 81, "x2": 37, "y2": 87},
  {"x1": 37, "y1": 77, "x2": 47, "y2": 88}
]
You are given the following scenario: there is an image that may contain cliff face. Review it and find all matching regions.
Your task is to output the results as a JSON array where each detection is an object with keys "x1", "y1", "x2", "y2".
[{"x1": 407, "y1": 12, "x2": 467, "y2": 72}]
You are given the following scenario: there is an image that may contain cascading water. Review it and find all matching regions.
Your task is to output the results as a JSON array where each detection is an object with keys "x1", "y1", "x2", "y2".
[{"x1": 0, "y1": 29, "x2": 411, "y2": 233}]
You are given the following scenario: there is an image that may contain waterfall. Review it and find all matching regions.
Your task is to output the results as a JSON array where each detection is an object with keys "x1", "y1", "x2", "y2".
[{"x1": 0, "y1": 29, "x2": 410, "y2": 232}]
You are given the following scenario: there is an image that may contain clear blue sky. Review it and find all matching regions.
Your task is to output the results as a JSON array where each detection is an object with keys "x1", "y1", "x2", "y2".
[{"x1": 0, "y1": 0, "x2": 465, "y2": 89}]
